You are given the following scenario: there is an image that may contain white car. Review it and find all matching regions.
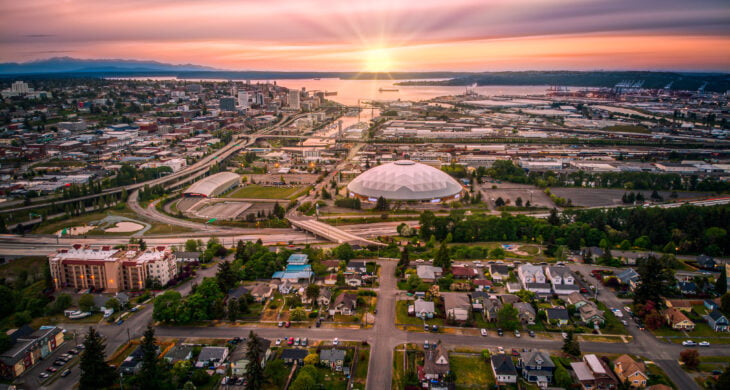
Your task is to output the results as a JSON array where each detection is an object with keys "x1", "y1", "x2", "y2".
[
  {"x1": 497, "y1": 346, "x2": 505, "y2": 354},
  {"x1": 623, "y1": 306, "x2": 632, "y2": 314},
  {"x1": 480, "y1": 328, "x2": 488, "y2": 337},
  {"x1": 682, "y1": 340, "x2": 697, "y2": 346},
  {"x1": 699, "y1": 341, "x2": 711, "y2": 347},
  {"x1": 275, "y1": 338, "x2": 282, "y2": 345},
  {"x1": 333, "y1": 338, "x2": 339, "y2": 345}
]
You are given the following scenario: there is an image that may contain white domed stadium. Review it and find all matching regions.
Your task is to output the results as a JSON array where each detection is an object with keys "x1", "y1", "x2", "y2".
[{"x1": 347, "y1": 160, "x2": 463, "y2": 202}]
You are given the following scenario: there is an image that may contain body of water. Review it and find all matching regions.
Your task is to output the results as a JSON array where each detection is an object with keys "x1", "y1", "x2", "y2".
[{"x1": 114, "y1": 76, "x2": 553, "y2": 106}]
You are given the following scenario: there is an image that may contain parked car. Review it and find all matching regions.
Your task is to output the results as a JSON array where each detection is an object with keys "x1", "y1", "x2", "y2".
[
  {"x1": 623, "y1": 306, "x2": 632, "y2": 314},
  {"x1": 682, "y1": 340, "x2": 697, "y2": 346},
  {"x1": 287, "y1": 337, "x2": 294, "y2": 345},
  {"x1": 67, "y1": 349, "x2": 78, "y2": 355},
  {"x1": 480, "y1": 328, "x2": 488, "y2": 337},
  {"x1": 561, "y1": 332, "x2": 569, "y2": 339},
  {"x1": 275, "y1": 338, "x2": 282, "y2": 345},
  {"x1": 497, "y1": 346, "x2": 504, "y2": 354},
  {"x1": 294, "y1": 338, "x2": 300, "y2": 346},
  {"x1": 528, "y1": 330, "x2": 536, "y2": 337},
  {"x1": 278, "y1": 321, "x2": 284, "y2": 327},
  {"x1": 511, "y1": 348, "x2": 520, "y2": 356},
  {"x1": 431, "y1": 325, "x2": 439, "y2": 332},
  {"x1": 514, "y1": 330, "x2": 521, "y2": 338},
  {"x1": 497, "y1": 328, "x2": 504, "y2": 336},
  {"x1": 424, "y1": 324, "x2": 429, "y2": 331},
  {"x1": 61, "y1": 369, "x2": 71, "y2": 377},
  {"x1": 53, "y1": 360, "x2": 66, "y2": 366},
  {"x1": 46, "y1": 367, "x2": 58, "y2": 373},
  {"x1": 116, "y1": 319, "x2": 124, "y2": 325},
  {"x1": 699, "y1": 341, "x2": 711, "y2": 347},
  {"x1": 302, "y1": 338, "x2": 308, "y2": 347},
  {"x1": 76, "y1": 344, "x2": 85, "y2": 350},
  {"x1": 333, "y1": 338, "x2": 339, "y2": 345},
  {"x1": 285, "y1": 321, "x2": 291, "y2": 328},
  {"x1": 39, "y1": 372, "x2": 49, "y2": 379},
  {"x1": 424, "y1": 340, "x2": 430, "y2": 350}
]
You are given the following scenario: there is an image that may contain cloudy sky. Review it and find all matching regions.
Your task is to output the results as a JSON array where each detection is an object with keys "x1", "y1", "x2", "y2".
[{"x1": 1, "y1": 0, "x2": 729, "y2": 71}]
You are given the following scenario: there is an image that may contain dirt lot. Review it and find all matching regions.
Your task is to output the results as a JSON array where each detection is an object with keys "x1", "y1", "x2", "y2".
[
  {"x1": 549, "y1": 188, "x2": 713, "y2": 207},
  {"x1": 478, "y1": 183, "x2": 555, "y2": 209}
]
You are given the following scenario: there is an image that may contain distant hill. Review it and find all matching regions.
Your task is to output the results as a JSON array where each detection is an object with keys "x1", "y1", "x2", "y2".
[
  {"x1": 396, "y1": 71, "x2": 730, "y2": 93},
  {"x1": 0, "y1": 57, "x2": 219, "y2": 74}
]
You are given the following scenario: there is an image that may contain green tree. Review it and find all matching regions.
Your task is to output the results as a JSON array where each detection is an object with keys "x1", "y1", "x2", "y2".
[
  {"x1": 721, "y1": 293, "x2": 730, "y2": 314},
  {"x1": 497, "y1": 304, "x2": 519, "y2": 331},
  {"x1": 0, "y1": 285, "x2": 14, "y2": 318},
  {"x1": 397, "y1": 246, "x2": 410, "y2": 276},
  {"x1": 153, "y1": 290, "x2": 182, "y2": 323},
  {"x1": 245, "y1": 331, "x2": 265, "y2": 389},
  {"x1": 547, "y1": 208, "x2": 561, "y2": 226},
  {"x1": 227, "y1": 298, "x2": 239, "y2": 321},
  {"x1": 184, "y1": 239, "x2": 199, "y2": 252},
  {"x1": 0, "y1": 332, "x2": 12, "y2": 354},
  {"x1": 634, "y1": 256, "x2": 675, "y2": 306},
  {"x1": 375, "y1": 196, "x2": 390, "y2": 211},
  {"x1": 561, "y1": 331, "x2": 581, "y2": 357},
  {"x1": 79, "y1": 294, "x2": 95, "y2": 312},
  {"x1": 290, "y1": 308, "x2": 307, "y2": 321},
  {"x1": 216, "y1": 260, "x2": 237, "y2": 292},
  {"x1": 716, "y1": 366, "x2": 730, "y2": 389},
  {"x1": 679, "y1": 349, "x2": 700, "y2": 370},
  {"x1": 51, "y1": 293, "x2": 73, "y2": 314},
  {"x1": 305, "y1": 284, "x2": 320, "y2": 305},
  {"x1": 333, "y1": 243, "x2": 355, "y2": 261},
  {"x1": 717, "y1": 269, "x2": 728, "y2": 295},
  {"x1": 79, "y1": 327, "x2": 116, "y2": 390},
  {"x1": 554, "y1": 363, "x2": 573, "y2": 388},
  {"x1": 264, "y1": 359, "x2": 288, "y2": 387},
  {"x1": 434, "y1": 242, "x2": 452, "y2": 272},
  {"x1": 137, "y1": 325, "x2": 170, "y2": 389},
  {"x1": 290, "y1": 372, "x2": 316, "y2": 390},
  {"x1": 304, "y1": 353, "x2": 319, "y2": 365},
  {"x1": 105, "y1": 297, "x2": 121, "y2": 313}
]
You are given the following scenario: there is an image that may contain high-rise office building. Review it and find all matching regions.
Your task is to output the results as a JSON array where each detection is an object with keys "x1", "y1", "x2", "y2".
[
  {"x1": 289, "y1": 90, "x2": 300, "y2": 110},
  {"x1": 220, "y1": 97, "x2": 236, "y2": 111},
  {"x1": 238, "y1": 91, "x2": 249, "y2": 109}
]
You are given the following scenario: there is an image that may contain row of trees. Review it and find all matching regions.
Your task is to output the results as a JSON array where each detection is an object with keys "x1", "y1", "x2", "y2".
[{"x1": 419, "y1": 204, "x2": 730, "y2": 256}]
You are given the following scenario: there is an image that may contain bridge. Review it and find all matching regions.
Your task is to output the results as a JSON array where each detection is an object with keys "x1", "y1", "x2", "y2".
[{"x1": 288, "y1": 215, "x2": 384, "y2": 247}]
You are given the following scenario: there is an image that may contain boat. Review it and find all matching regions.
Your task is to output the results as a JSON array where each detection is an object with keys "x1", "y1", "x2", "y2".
[{"x1": 379, "y1": 87, "x2": 399, "y2": 92}]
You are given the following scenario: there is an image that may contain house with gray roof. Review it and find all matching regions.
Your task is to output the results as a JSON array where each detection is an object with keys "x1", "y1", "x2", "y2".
[
  {"x1": 513, "y1": 302, "x2": 536, "y2": 324},
  {"x1": 411, "y1": 298, "x2": 436, "y2": 319},
  {"x1": 492, "y1": 354, "x2": 517, "y2": 384},
  {"x1": 320, "y1": 348, "x2": 346, "y2": 371},
  {"x1": 518, "y1": 350, "x2": 555, "y2": 387},
  {"x1": 417, "y1": 265, "x2": 443, "y2": 282},
  {"x1": 196, "y1": 346, "x2": 229, "y2": 368},
  {"x1": 164, "y1": 344, "x2": 193, "y2": 363},
  {"x1": 704, "y1": 309, "x2": 729, "y2": 332}
]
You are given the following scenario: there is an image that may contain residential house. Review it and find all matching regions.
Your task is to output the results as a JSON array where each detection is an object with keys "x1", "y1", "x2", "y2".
[
  {"x1": 443, "y1": 293, "x2": 471, "y2": 321},
  {"x1": 175, "y1": 251, "x2": 200, "y2": 262},
  {"x1": 500, "y1": 294, "x2": 521, "y2": 305},
  {"x1": 491, "y1": 354, "x2": 518, "y2": 384},
  {"x1": 664, "y1": 299, "x2": 692, "y2": 312},
  {"x1": 704, "y1": 309, "x2": 729, "y2": 332},
  {"x1": 579, "y1": 303, "x2": 606, "y2": 326},
  {"x1": 0, "y1": 326, "x2": 65, "y2": 378},
  {"x1": 417, "y1": 265, "x2": 443, "y2": 283},
  {"x1": 613, "y1": 354, "x2": 648, "y2": 388},
  {"x1": 317, "y1": 288, "x2": 333, "y2": 307},
  {"x1": 677, "y1": 281, "x2": 697, "y2": 295},
  {"x1": 518, "y1": 350, "x2": 555, "y2": 387},
  {"x1": 227, "y1": 286, "x2": 250, "y2": 301},
  {"x1": 546, "y1": 266, "x2": 579, "y2": 294},
  {"x1": 120, "y1": 345, "x2": 146, "y2": 374},
  {"x1": 546, "y1": 308, "x2": 570, "y2": 326},
  {"x1": 345, "y1": 275, "x2": 363, "y2": 287},
  {"x1": 164, "y1": 345, "x2": 193, "y2": 364},
  {"x1": 324, "y1": 274, "x2": 338, "y2": 286},
  {"x1": 249, "y1": 284, "x2": 273, "y2": 302},
  {"x1": 664, "y1": 308, "x2": 695, "y2": 330},
  {"x1": 421, "y1": 341, "x2": 449, "y2": 381},
  {"x1": 329, "y1": 293, "x2": 357, "y2": 316},
  {"x1": 320, "y1": 348, "x2": 346, "y2": 371},
  {"x1": 451, "y1": 265, "x2": 479, "y2": 279},
  {"x1": 704, "y1": 299, "x2": 719, "y2": 312},
  {"x1": 322, "y1": 260, "x2": 341, "y2": 271},
  {"x1": 514, "y1": 302, "x2": 536, "y2": 324},
  {"x1": 615, "y1": 268, "x2": 640, "y2": 290},
  {"x1": 489, "y1": 264, "x2": 511, "y2": 282},
  {"x1": 346, "y1": 261, "x2": 367, "y2": 274},
  {"x1": 517, "y1": 264, "x2": 551, "y2": 294},
  {"x1": 481, "y1": 296, "x2": 503, "y2": 322},
  {"x1": 696, "y1": 254, "x2": 716, "y2": 270},
  {"x1": 581, "y1": 247, "x2": 604, "y2": 261},
  {"x1": 570, "y1": 354, "x2": 618, "y2": 390},
  {"x1": 196, "y1": 347, "x2": 229, "y2": 368},
  {"x1": 281, "y1": 349, "x2": 308, "y2": 365},
  {"x1": 473, "y1": 279, "x2": 492, "y2": 291},
  {"x1": 230, "y1": 338, "x2": 272, "y2": 377},
  {"x1": 411, "y1": 299, "x2": 436, "y2": 319},
  {"x1": 566, "y1": 292, "x2": 589, "y2": 309}
]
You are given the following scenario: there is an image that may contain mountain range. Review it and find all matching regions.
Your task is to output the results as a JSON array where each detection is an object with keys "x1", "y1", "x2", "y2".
[{"x1": 0, "y1": 57, "x2": 219, "y2": 74}]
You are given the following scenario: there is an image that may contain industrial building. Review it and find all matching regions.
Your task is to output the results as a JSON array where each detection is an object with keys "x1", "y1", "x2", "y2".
[
  {"x1": 183, "y1": 172, "x2": 240, "y2": 197},
  {"x1": 347, "y1": 160, "x2": 463, "y2": 202}
]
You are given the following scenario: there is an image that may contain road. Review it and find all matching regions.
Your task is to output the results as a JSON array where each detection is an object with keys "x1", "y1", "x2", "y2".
[{"x1": 24, "y1": 258, "x2": 728, "y2": 389}]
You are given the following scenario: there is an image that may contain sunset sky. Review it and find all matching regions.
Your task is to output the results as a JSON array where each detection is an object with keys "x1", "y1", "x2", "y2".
[{"x1": 1, "y1": 0, "x2": 729, "y2": 72}]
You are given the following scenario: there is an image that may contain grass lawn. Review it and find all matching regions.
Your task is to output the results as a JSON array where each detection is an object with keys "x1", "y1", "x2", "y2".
[
  {"x1": 393, "y1": 349, "x2": 404, "y2": 389},
  {"x1": 450, "y1": 355, "x2": 494, "y2": 389},
  {"x1": 33, "y1": 211, "x2": 109, "y2": 234},
  {"x1": 353, "y1": 346, "x2": 370, "y2": 389},
  {"x1": 395, "y1": 300, "x2": 444, "y2": 327},
  {"x1": 595, "y1": 301, "x2": 629, "y2": 335},
  {"x1": 226, "y1": 184, "x2": 309, "y2": 199},
  {"x1": 518, "y1": 245, "x2": 541, "y2": 255},
  {"x1": 646, "y1": 363, "x2": 676, "y2": 389},
  {"x1": 654, "y1": 322, "x2": 725, "y2": 338}
]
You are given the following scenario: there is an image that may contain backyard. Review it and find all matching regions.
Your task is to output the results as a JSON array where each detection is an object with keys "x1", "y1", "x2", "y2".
[{"x1": 449, "y1": 354, "x2": 495, "y2": 389}]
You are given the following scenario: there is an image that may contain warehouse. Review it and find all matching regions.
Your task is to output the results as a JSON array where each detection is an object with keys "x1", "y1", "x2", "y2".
[{"x1": 183, "y1": 172, "x2": 240, "y2": 197}]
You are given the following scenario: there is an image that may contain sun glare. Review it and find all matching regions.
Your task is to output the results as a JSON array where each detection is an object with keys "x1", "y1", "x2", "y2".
[{"x1": 363, "y1": 47, "x2": 395, "y2": 73}]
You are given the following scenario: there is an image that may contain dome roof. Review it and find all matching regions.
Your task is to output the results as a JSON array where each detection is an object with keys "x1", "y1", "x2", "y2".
[{"x1": 347, "y1": 160, "x2": 463, "y2": 201}]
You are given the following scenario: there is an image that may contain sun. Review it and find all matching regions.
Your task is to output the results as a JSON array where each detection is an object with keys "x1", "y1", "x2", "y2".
[{"x1": 363, "y1": 47, "x2": 395, "y2": 73}]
